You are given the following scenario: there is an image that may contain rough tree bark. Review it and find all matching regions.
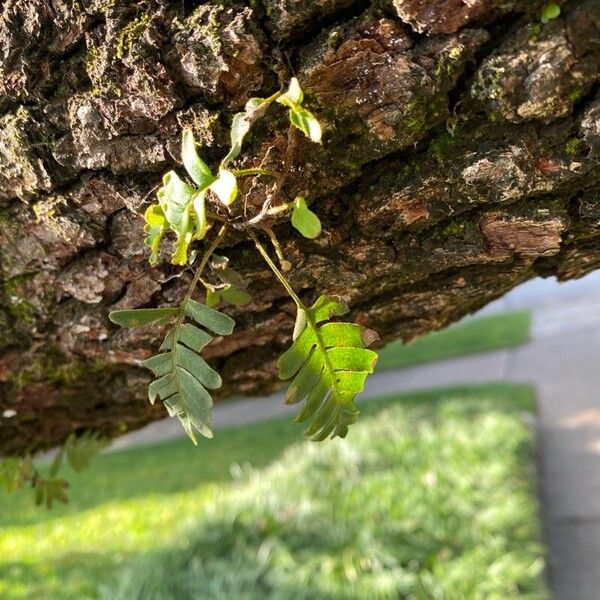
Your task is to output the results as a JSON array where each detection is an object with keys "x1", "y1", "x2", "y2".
[{"x1": 0, "y1": 0, "x2": 598, "y2": 456}]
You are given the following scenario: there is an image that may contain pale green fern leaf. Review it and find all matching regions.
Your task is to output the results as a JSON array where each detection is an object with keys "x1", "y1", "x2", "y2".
[{"x1": 121, "y1": 301, "x2": 236, "y2": 444}]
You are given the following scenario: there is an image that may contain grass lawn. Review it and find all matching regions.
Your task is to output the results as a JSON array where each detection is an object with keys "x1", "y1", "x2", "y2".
[
  {"x1": 377, "y1": 311, "x2": 531, "y2": 371},
  {"x1": 0, "y1": 383, "x2": 547, "y2": 599}
]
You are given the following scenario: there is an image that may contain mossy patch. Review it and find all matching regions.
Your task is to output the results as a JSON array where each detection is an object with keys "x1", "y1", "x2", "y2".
[
  {"x1": 565, "y1": 137, "x2": 583, "y2": 156},
  {"x1": 116, "y1": 13, "x2": 150, "y2": 60},
  {"x1": 2, "y1": 275, "x2": 36, "y2": 323},
  {"x1": 8, "y1": 347, "x2": 103, "y2": 390},
  {"x1": 568, "y1": 88, "x2": 584, "y2": 103},
  {"x1": 434, "y1": 44, "x2": 466, "y2": 79},
  {"x1": 187, "y1": 6, "x2": 224, "y2": 57},
  {"x1": 429, "y1": 128, "x2": 459, "y2": 165},
  {"x1": 431, "y1": 218, "x2": 472, "y2": 241}
]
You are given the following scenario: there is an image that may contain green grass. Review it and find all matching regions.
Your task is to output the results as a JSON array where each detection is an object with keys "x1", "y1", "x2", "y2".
[
  {"x1": 377, "y1": 311, "x2": 531, "y2": 371},
  {"x1": 0, "y1": 383, "x2": 547, "y2": 599}
]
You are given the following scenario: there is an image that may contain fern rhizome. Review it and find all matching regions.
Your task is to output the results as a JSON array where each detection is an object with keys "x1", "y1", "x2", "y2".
[{"x1": 109, "y1": 78, "x2": 379, "y2": 444}]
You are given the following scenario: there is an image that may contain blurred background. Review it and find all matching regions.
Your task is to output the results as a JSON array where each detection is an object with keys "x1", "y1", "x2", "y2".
[{"x1": 2, "y1": 272, "x2": 599, "y2": 599}]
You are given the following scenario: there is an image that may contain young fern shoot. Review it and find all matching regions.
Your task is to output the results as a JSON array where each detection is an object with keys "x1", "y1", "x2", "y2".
[{"x1": 109, "y1": 78, "x2": 378, "y2": 444}]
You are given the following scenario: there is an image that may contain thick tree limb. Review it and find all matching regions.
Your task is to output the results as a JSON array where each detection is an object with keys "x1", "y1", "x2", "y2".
[{"x1": 0, "y1": 0, "x2": 598, "y2": 455}]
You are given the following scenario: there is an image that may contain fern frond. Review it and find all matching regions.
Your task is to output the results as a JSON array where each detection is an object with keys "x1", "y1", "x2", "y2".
[
  {"x1": 34, "y1": 477, "x2": 68, "y2": 509},
  {"x1": 64, "y1": 432, "x2": 110, "y2": 472},
  {"x1": 142, "y1": 300, "x2": 234, "y2": 444},
  {"x1": 278, "y1": 296, "x2": 378, "y2": 441}
]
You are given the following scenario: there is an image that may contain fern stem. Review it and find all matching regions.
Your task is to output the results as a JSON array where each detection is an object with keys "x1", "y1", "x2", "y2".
[
  {"x1": 180, "y1": 226, "x2": 228, "y2": 313},
  {"x1": 250, "y1": 231, "x2": 344, "y2": 399},
  {"x1": 249, "y1": 231, "x2": 304, "y2": 309},
  {"x1": 172, "y1": 225, "x2": 228, "y2": 353},
  {"x1": 265, "y1": 89, "x2": 283, "y2": 104},
  {"x1": 265, "y1": 227, "x2": 288, "y2": 268},
  {"x1": 164, "y1": 225, "x2": 228, "y2": 445},
  {"x1": 265, "y1": 203, "x2": 292, "y2": 216}
]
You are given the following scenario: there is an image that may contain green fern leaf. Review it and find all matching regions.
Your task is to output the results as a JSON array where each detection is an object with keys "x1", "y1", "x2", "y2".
[
  {"x1": 291, "y1": 196, "x2": 321, "y2": 239},
  {"x1": 143, "y1": 204, "x2": 168, "y2": 265},
  {"x1": 64, "y1": 432, "x2": 110, "y2": 472},
  {"x1": 143, "y1": 300, "x2": 235, "y2": 444},
  {"x1": 276, "y1": 78, "x2": 322, "y2": 143},
  {"x1": 156, "y1": 170, "x2": 197, "y2": 266},
  {"x1": 34, "y1": 477, "x2": 69, "y2": 509},
  {"x1": 147, "y1": 134, "x2": 218, "y2": 265},
  {"x1": 278, "y1": 296, "x2": 378, "y2": 441},
  {"x1": 0, "y1": 457, "x2": 33, "y2": 493},
  {"x1": 182, "y1": 129, "x2": 215, "y2": 189},
  {"x1": 209, "y1": 169, "x2": 238, "y2": 205}
]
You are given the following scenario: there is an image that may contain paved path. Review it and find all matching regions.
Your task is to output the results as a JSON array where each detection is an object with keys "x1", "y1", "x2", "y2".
[{"x1": 111, "y1": 274, "x2": 600, "y2": 600}]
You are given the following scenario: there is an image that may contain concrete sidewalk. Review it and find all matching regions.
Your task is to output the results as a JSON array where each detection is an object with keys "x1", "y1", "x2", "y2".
[{"x1": 111, "y1": 275, "x2": 600, "y2": 600}]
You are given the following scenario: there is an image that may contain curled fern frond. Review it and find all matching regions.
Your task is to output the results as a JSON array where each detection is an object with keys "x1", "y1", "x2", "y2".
[
  {"x1": 278, "y1": 296, "x2": 378, "y2": 441},
  {"x1": 141, "y1": 300, "x2": 234, "y2": 444}
]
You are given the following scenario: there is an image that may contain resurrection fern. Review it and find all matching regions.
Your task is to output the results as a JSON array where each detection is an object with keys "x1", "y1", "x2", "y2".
[
  {"x1": 0, "y1": 431, "x2": 108, "y2": 508},
  {"x1": 145, "y1": 300, "x2": 234, "y2": 443},
  {"x1": 251, "y1": 234, "x2": 378, "y2": 440},
  {"x1": 0, "y1": 78, "x2": 378, "y2": 510},
  {"x1": 110, "y1": 298, "x2": 234, "y2": 443},
  {"x1": 51, "y1": 431, "x2": 110, "y2": 474},
  {"x1": 280, "y1": 297, "x2": 378, "y2": 440},
  {"x1": 106, "y1": 77, "x2": 379, "y2": 446},
  {"x1": 110, "y1": 227, "x2": 232, "y2": 444}
]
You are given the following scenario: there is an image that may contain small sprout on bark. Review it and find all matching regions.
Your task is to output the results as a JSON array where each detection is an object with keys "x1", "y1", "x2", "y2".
[
  {"x1": 540, "y1": 2, "x2": 561, "y2": 23},
  {"x1": 277, "y1": 78, "x2": 322, "y2": 143},
  {"x1": 291, "y1": 196, "x2": 322, "y2": 239},
  {"x1": 210, "y1": 169, "x2": 238, "y2": 206}
]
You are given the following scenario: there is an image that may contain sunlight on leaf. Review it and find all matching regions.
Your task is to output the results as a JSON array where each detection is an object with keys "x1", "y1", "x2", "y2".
[
  {"x1": 279, "y1": 77, "x2": 304, "y2": 105},
  {"x1": 277, "y1": 78, "x2": 322, "y2": 143},
  {"x1": 181, "y1": 129, "x2": 214, "y2": 189},
  {"x1": 222, "y1": 97, "x2": 272, "y2": 166},
  {"x1": 210, "y1": 169, "x2": 238, "y2": 206},
  {"x1": 143, "y1": 204, "x2": 167, "y2": 265},
  {"x1": 291, "y1": 196, "x2": 321, "y2": 239},
  {"x1": 192, "y1": 191, "x2": 207, "y2": 240},
  {"x1": 278, "y1": 296, "x2": 378, "y2": 441},
  {"x1": 289, "y1": 107, "x2": 322, "y2": 143}
]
